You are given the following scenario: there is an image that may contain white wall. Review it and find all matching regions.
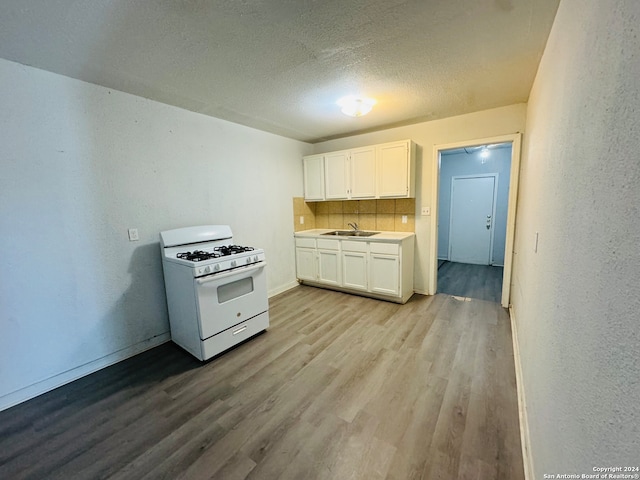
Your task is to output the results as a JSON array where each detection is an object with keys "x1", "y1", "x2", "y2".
[
  {"x1": 438, "y1": 147, "x2": 512, "y2": 265},
  {"x1": 511, "y1": 0, "x2": 640, "y2": 475},
  {"x1": 0, "y1": 58, "x2": 311, "y2": 410},
  {"x1": 313, "y1": 104, "x2": 526, "y2": 293}
]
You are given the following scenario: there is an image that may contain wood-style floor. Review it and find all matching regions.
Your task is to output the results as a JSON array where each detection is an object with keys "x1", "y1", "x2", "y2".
[
  {"x1": 0, "y1": 286, "x2": 523, "y2": 480},
  {"x1": 438, "y1": 261, "x2": 504, "y2": 303}
]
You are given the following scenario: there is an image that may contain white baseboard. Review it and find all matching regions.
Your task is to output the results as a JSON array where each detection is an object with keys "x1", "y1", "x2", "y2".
[
  {"x1": 509, "y1": 306, "x2": 534, "y2": 480},
  {"x1": 268, "y1": 281, "x2": 299, "y2": 298},
  {"x1": 0, "y1": 333, "x2": 170, "y2": 412}
]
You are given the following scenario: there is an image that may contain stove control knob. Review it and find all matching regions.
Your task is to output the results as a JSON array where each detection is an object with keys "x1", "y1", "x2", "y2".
[
  {"x1": 204, "y1": 266, "x2": 211, "y2": 273},
  {"x1": 253, "y1": 255, "x2": 258, "y2": 262},
  {"x1": 246, "y1": 257, "x2": 251, "y2": 264},
  {"x1": 231, "y1": 260, "x2": 237, "y2": 267},
  {"x1": 214, "y1": 264, "x2": 220, "y2": 271}
]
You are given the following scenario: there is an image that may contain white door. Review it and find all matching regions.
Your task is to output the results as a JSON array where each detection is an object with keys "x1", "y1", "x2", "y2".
[
  {"x1": 295, "y1": 247, "x2": 317, "y2": 281},
  {"x1": 449, "y1": 175, "x2": 496, "y2": 265},
  {"x1": 302, "y1": 155, "x2": 325, "y2": 201},
  {"x1": 350, "y1": 147, "x2": 376, "y2": 198},
  {"x1": 324, "y1": 151, "x2": 349, "y2": 199},
  {"x1": 318, "y1": 249, "x2": 341, "y2": 286},
  {"x1": 369, "y1": 253, "x2": 400, "y2": 296},
  {"x1": 377, "y1": 141, "x2": 409, "y2": 197},
  {"x1": 342, "y1": 251, "x2": 368, "y2": 291}
]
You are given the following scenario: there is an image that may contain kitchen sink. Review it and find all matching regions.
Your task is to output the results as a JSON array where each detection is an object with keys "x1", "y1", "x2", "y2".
[{"x1": 321, "y1": 230, "x2": 380, "y2": 237}]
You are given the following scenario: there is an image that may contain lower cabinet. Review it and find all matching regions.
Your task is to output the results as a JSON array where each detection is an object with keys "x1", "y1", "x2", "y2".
[
  {"x1": 295, "y1": 246, "x2": 316, "y2": 281},
  {"x1": 295, "y1": 235, "x2": 414, "y2": 303},
  {"x1": 342, "y1": 251, "x2": 368, "y2": 291},
  {"x1": 369, "y1": 242, "x2": 400, "y2": 296},
  {"x1": 369, "y1": 254, "x2": 400, "y2": 296},
  {"x1": 318, "y1": 249, "x2": 341, "y2": 286}
]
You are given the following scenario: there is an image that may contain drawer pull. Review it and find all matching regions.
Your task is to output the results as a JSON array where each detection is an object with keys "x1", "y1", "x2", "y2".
[{"x1": 232, "y1": 325, "x2": 248, "y2": 335}]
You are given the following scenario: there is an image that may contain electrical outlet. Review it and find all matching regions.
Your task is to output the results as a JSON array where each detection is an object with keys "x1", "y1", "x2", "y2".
[
  {"x1": 128, "y1": 228, "x2": 139, "y2": 241},
  {"x1": 299, "y1": 216, "x2": 305, "y2": 225},
  {"x1": 421, "y1": 207, "x2": 430, "y2": 216},
  {"x1": 402, "y1": 215, "x2": 408, "y2": 224}
]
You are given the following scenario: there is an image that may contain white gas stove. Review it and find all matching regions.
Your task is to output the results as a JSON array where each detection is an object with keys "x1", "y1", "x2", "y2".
[{"x1": 160, "y1": 225, "x2": 269, "y2": 361}]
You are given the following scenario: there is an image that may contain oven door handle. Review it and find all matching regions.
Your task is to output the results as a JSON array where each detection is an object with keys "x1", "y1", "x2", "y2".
[{"x1": 195, "y1": 261, "x2": 266, "y2": 284}]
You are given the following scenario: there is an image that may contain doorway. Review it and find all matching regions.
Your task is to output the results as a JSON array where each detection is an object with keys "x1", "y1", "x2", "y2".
[
  {"x1": 429, "y1": 134, "x2": 522, "y2": 307},
  {"x1": 449, "y1": 174, "x2": 498, "y2": 265}
]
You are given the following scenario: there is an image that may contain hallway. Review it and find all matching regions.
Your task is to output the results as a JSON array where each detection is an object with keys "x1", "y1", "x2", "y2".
[{"x1": 437, "y1": 261, "x2": 504, "y2": 303}]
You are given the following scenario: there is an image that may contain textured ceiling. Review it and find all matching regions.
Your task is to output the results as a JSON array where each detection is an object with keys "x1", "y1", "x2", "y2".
[{"x1": 0, "y1": 0, "x2": 559, "y2": 143}]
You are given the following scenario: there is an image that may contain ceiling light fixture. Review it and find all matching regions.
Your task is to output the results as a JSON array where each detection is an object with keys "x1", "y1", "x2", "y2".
[{"x1": 337, "y1": 96, "x2": 377, "y2": 117}]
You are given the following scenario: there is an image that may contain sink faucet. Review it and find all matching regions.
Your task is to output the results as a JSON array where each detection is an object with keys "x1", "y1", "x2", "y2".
[{"x1": 348, "y1": 222, "x2": 359, "y2": 231}]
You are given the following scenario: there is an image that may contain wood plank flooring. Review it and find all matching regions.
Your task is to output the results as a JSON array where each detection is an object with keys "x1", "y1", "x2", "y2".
[
  {"x1": 0, "y1": 286, "x2": 523, "y2": 480},
  {"x1": 437, "y1": 261, "x2": 504, "y2": 303}
]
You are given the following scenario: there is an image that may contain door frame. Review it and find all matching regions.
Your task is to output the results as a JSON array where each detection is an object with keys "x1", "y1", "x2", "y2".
[
  {"x1": 448, "y1": 173, "x2": 499, "y2": 265},
  {"x1": 428, "y1": 133, "x2": 522, "y2": 308}
]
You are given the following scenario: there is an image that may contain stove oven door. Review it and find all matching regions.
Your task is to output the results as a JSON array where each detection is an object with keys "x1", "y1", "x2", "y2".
[{"x1": 194, "y1": 261, "x2": 268, "y2": 340}]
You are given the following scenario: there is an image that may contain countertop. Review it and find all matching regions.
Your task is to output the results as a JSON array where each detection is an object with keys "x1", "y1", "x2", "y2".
[{"x1": 294, "y1": 229, "x2": 415, "y2": 242}]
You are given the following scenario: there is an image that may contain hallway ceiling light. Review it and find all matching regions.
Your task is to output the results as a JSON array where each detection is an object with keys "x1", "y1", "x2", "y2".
[{"x1": 337, "y1": 96, "x2": 377, "y2": 117}]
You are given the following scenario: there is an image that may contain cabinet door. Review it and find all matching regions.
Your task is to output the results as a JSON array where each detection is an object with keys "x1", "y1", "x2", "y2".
[
  {"x1": 378, "y1": 141, "x2": 411, "y2": 198},
  {"x1": 325, "y1": 151, "x2": 349, "y2": 199},
  {"x1": 303, "y1": 155, "x2": 325, "y2": 201},
  {"x1": 318, "y1": 249, "x2": 341, "y2": 286},
  {"x1": 296, "y1": 247, "x2": 317, "y2": 281},
  {"x1": 350, "y1": 146, "x2": 376, "y2": 199},
  {"x1": 342, "y1": 251, "x2": 368, "y2": 291},
  {"x1": 369, "y1": 253, "x2": 400, "y2": 296}
]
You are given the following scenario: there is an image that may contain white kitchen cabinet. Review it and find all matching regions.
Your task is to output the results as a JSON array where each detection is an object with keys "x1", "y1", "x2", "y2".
[
  {"x1": 369, "y1": 253, "x2": 400, "y2": 296},
  {"x1": 324, "y1": 147, "x2": 376, "y2": 200},
  {"x1": 302, "y1": 140, "x2": 415, "y2": 201},
  {"x1": 349, "y1": 146, "x2": 376, "y2": 198},
  {"x1": 377, "y1": 140, "x2": 416, "y2": 198},
  {"x1": 341, "y1": 240, "x2": 368, "y2": 291},
  {"x1": 324, "y1": 150, "x2": 350, "y2": 199},
  {"x1": 295, "y1": 238, "x2": 317, "y2": 281},
  {"x1": 302, "y1": 154, "x2": 325, "y2": 201},
  {"x1": 317, "y1": 239, "x2": 341, "y2": 286},
  {"x1": 294, "y1": 232, "x2": 415, "y2": 303}
]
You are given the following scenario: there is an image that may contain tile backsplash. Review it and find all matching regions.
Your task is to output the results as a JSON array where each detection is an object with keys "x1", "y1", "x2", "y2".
[{"x1": 293, "y1": 197, "x2": 416, "y2": 232}]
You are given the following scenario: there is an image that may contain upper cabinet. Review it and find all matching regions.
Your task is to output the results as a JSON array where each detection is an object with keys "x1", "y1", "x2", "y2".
[
  {"x1": 324, "y1": 150, "x2": 350, "y2": 199},
  {"x1": 378, "y1": 140, "x2": 416, "y2": 198},
  {"x1": 303, "y1": 140, "x2": 415, "y2": 201},
  {"x1": 349, "y1": 146, "x2": 377, "y2": 198},
  {"x1": 324, "y1": 146, "x2": 376, "y2": 200},
  {"x1": 302, "y1": 154, "x2": 325, "y2": 201}
]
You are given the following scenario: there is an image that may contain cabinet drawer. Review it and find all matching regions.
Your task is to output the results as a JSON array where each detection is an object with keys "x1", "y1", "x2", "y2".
[
  {"x1": 370, "y1": 242, "x2": 399, "y2": 255},
  {"x1": 316, "y1": 238, "x2": 340, "y2": 250},
  {"x1": 341, "y1": 240, "x2": 368, "y2": 253},
  {"x1": 295, "y1": 237, "x2": 316, "y2": 248}
]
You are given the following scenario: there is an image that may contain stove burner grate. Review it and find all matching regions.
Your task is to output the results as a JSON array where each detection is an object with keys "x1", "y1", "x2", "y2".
[
  {"x1": 176, "y1": 250, "x2": 221, "y2": 262},
  {"x1": 176, "y1": 245, "x2": 255, "y2": 262},
  {"x1": 214, "y1": 245, "x2": 255, "y2": 256}
]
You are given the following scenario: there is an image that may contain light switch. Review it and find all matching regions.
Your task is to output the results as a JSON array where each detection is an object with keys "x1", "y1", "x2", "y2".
[
  {"x1": 421, "y1": 207, "x2": 430, "y2": 216},
  {"x1": 402, "y1": 215, "x2": 408, "y2": 224},
  {"x1": 299, "y1": 216, "x2": 305, "y2": 225},
  {"x1": 128, "y1": 228, "x2": 139, "y2": 241}
]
